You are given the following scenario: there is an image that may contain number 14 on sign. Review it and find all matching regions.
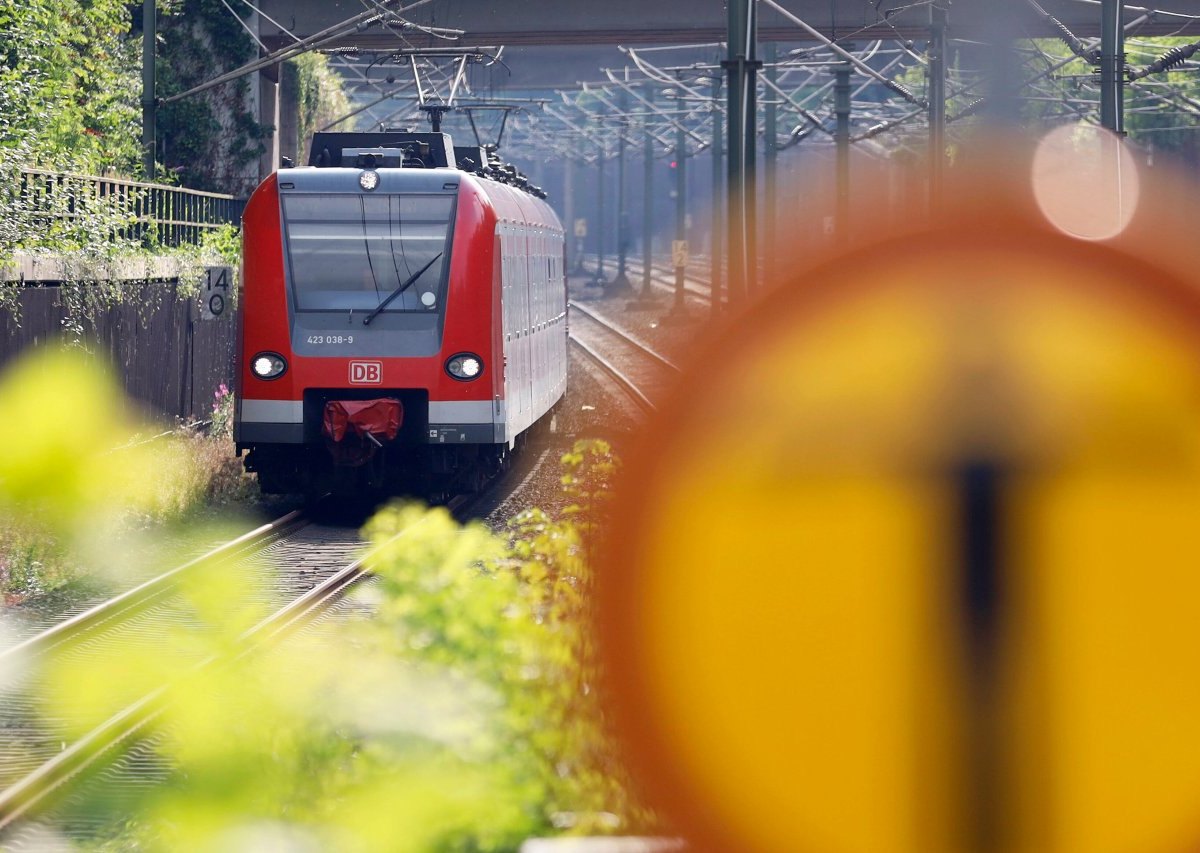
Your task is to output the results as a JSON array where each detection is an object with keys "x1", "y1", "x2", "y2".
[{"x1": 672, "y1": 241, "x2": 689, "y2": 269}]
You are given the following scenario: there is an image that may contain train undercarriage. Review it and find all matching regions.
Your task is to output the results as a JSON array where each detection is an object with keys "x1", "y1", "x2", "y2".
[{"x1": 244, "y1": 438, "x2": 520, "y2": 502}]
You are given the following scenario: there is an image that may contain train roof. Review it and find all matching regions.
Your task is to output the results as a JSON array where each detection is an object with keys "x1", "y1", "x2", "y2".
[
  {"x1": 304, "y1": 131, "x2": 547, "y2": 200},
  {"x1": 270, "y1": 168, "x2": 561, "y2": 232}
]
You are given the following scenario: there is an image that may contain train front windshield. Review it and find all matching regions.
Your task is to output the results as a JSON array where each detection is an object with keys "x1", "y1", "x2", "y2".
[{"x1": 281, "y1": 193, "x2": 455, "y2": 315}]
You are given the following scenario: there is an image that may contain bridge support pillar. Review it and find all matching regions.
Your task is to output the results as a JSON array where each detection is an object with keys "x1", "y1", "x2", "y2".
[
  {"x1": 279, "y1": 63, "x2": 300, "y2": 167},
  {"x1": 258, "y1": 64, "x2": 281, "y2": 180}
]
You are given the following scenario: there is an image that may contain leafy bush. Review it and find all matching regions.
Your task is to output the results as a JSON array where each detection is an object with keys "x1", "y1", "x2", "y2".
[
  {"x1": 2, "y1": 347, "x2": 645, "y2": 849},
  {"x1": 0, "y1": 349, "x2": 257, "y2": 601},
  {"x1": 36, "y1": 502, "x2": 642, "y2": 850},
  {"x1": 0, "y1": 0, "x2": 140, "y2": 176}
]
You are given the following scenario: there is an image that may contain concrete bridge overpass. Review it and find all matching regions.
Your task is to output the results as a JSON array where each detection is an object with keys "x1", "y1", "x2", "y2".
[{"x1": 256, "y1": 0, "x2": 1199, "y2": 49}]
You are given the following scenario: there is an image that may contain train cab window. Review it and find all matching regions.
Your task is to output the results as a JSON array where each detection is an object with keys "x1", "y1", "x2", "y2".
[{"x1": 281, "y1": 194, "x2": 455, "y2": 314}]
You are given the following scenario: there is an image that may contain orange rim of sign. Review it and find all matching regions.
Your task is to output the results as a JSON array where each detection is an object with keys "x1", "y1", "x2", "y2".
[{"x1": 594, "y1": 186, "x2": 1200, "y2": 851}]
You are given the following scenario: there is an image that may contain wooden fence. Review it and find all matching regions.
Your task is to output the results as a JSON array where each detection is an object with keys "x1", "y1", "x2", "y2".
[{"x1": 0, "y1": 284, "x2": 238, "y2": 424}]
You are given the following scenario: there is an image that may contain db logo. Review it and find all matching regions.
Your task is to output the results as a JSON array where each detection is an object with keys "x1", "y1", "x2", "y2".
[{"x1": 349, "y1": 361, "x2": 382, "y2": 384}]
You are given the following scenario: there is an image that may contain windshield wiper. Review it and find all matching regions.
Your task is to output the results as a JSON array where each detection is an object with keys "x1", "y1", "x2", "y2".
[{"x1": 362, "y1": 252, "x2": 443, "y2": 326}]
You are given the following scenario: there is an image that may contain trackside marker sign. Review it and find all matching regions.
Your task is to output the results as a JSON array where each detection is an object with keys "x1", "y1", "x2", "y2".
[{"x1": 349, "y1": 361, "x2": 382, "y2": 384}]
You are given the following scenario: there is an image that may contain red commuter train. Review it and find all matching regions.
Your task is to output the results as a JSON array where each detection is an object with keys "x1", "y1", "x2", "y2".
[{"x1": 233, "y1": 132, "x2": 567, "y2": 497}]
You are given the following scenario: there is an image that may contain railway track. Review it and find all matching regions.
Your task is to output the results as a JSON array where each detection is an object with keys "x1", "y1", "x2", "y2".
[
  {"x1": 0, "y1": 496, "x2": 470, "y2": 838},
  {"x1": 568, "y1": 300, "x2": 681, "y2": 414},
  {"x1": 599, "y1": 258, "x2": 714, "y2": 305},
  {"x1": 591, "y1": 255, "x2": 767, "y2": 305},
  {"x1": 0, "y1": 302, "x2": 668, "y2": 838}
]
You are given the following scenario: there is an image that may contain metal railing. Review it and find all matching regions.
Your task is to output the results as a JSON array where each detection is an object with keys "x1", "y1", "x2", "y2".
[{"x1": 16, "y1": 169, "x2": 244, "y2": 248}]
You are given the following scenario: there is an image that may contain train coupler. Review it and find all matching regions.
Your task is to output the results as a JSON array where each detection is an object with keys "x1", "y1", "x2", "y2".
[{"x1": 322, "y1": 398, "x2": 402, "y2": 467}]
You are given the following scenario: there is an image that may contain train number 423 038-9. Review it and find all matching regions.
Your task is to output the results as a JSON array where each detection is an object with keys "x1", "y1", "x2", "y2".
[{"x1": 307, "y1": 335, "x2": 354, "y2": 345}]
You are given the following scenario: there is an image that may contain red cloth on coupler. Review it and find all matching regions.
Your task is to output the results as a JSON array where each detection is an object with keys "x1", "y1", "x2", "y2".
[{"x1": 322, "y1": 398, "x2": 403, "y2": 466}]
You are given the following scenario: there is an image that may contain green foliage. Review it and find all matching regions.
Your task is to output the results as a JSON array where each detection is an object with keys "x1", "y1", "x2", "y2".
[
  {"x1": 291, "y1": 51, "x2": 353, "y2": 157},
  {"x1": 0, "y1": 4, "x2": 251, "y2": 327},
  {"x1": 0, "y1": 347, "x2": 193, "y2": 597},
  {"x1": 0, "y1": 0, "x2": 141, "y2": 175},
  {"x1": 36, "y1": 503, "x2": 643, "y2": 849},
  {"x1": 154, "y1": 0, "x2": 270, "y2": 194},
  {"x1": 887, "y1": 36, "x2": 1200, "y2": 165},
  {"x1": 0, "y1": 349, "x2": 257, "y2": 600},
  {"x1": 0, "y1": 0, "x2": 275, "y2": 192},
  {"x1": 0, "y1": 1, "x2": 141, "y2": 311},
  {"x1": 1121, "y1": 38, "x2": 1200, "y2": 164},
  {"x1": 199, "y1": 221, "x2": 242, "y2": 267},
  {"x1": 559, "y1": 439, "x2": 621, "y2": 540},
  {"x1": 0, "y1": 524, "x2": 72, "y2": 603},
  {"x1": 1, "y1": 347, "x2": 644, "y2": 848}
]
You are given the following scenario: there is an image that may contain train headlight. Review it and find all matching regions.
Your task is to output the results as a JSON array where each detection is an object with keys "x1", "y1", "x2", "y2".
[
  {"x1": 446, "y1": 353, "x2": 483, "y2": 381},
  {"x1": 252, "y1": 352, "x2": 287, "y2": 380},
  {"x1": 359, "y1": 170, "x2": 380, "y2": 191}
]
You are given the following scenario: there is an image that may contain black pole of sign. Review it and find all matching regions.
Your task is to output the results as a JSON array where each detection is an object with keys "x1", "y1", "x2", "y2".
[
  {"x1": 594, "y1": 146, "x2": 608, "y2": 285},
  {"x1": 744, "y1": 2, "x2": 759, "y2": 295},
  {"x1": 664, "y1": 115, "x2": 688, "y2": 323},
  {"x1": 1099, "y1": 0, "x2": 1125, "y2": 133},
  {"x1": 834, "y1": 61, "x2": 852, "y2": 244},
  {"x1": 958, "y1": 460, "x2": 1004, "y2": 853},
  {"x1": 1117, "y1": 3, "x2": 1126, "y2": 122},
  {"x1": 724, "y1": 0, "x2": 760, "y2": 305},
  {"x1": 764, "y1": 41, "x2": 778, "y2": 288},
  {"x1": 610, "y1": 91, "x2": 633, "y2": 294},
  {"x1": 929, "y1": 2, "x2": 948, "y2": 206},
  {"x1": 142, "y1": 0, "x2": 156, "y2": 181},
  {"x1": 710, "y1": 71, "x2": 724, "y2": 316}
]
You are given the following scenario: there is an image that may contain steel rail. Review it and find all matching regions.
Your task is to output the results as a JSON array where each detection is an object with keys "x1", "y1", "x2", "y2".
[
  {"x1": 568, "y1": 300, "x2": 682, "y2": 374},
  {"x1": 568, "y1": 335, "x2": 657, "y2": 414},
  {"x1": 613, "y1": 258, "x2": 714, "y2": 303},
  {"x1": 0, "y1": 510, "x2": 307, "y2": 665},
  {"x1": 0, "y1": 513, "x2": 443, "y2": 831}
]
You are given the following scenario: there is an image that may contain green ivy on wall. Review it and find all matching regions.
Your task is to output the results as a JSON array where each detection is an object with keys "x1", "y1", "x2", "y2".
[
  {"x1": 149, "y1": 0, "x2": 271, "y2": 196},
  {"x1": 290, "y1": 51, "x2": 353, "y2": 162}
]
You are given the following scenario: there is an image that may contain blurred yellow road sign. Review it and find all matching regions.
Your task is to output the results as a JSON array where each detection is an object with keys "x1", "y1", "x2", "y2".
[
  {"x1": 672, "y1": 240, "x2": 689, "y2": 268},
  {"x1": 599, "y1": 179, "x2": 1200, "y2": 853},
  {"x1": 574, "y1": 218, "x2": 588, "y2": 238}
]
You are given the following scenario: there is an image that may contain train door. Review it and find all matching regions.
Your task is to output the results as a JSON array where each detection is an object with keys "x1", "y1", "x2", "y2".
[
  {"x1": 500, "y1": 224, "x2": 515, "y2": 438},
  {"x1": 518, "y1": 223, "x2": 532, "y2": 431},
  {"x1": 537, "y1": 229, "x2": 547, "y2": 419}
]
